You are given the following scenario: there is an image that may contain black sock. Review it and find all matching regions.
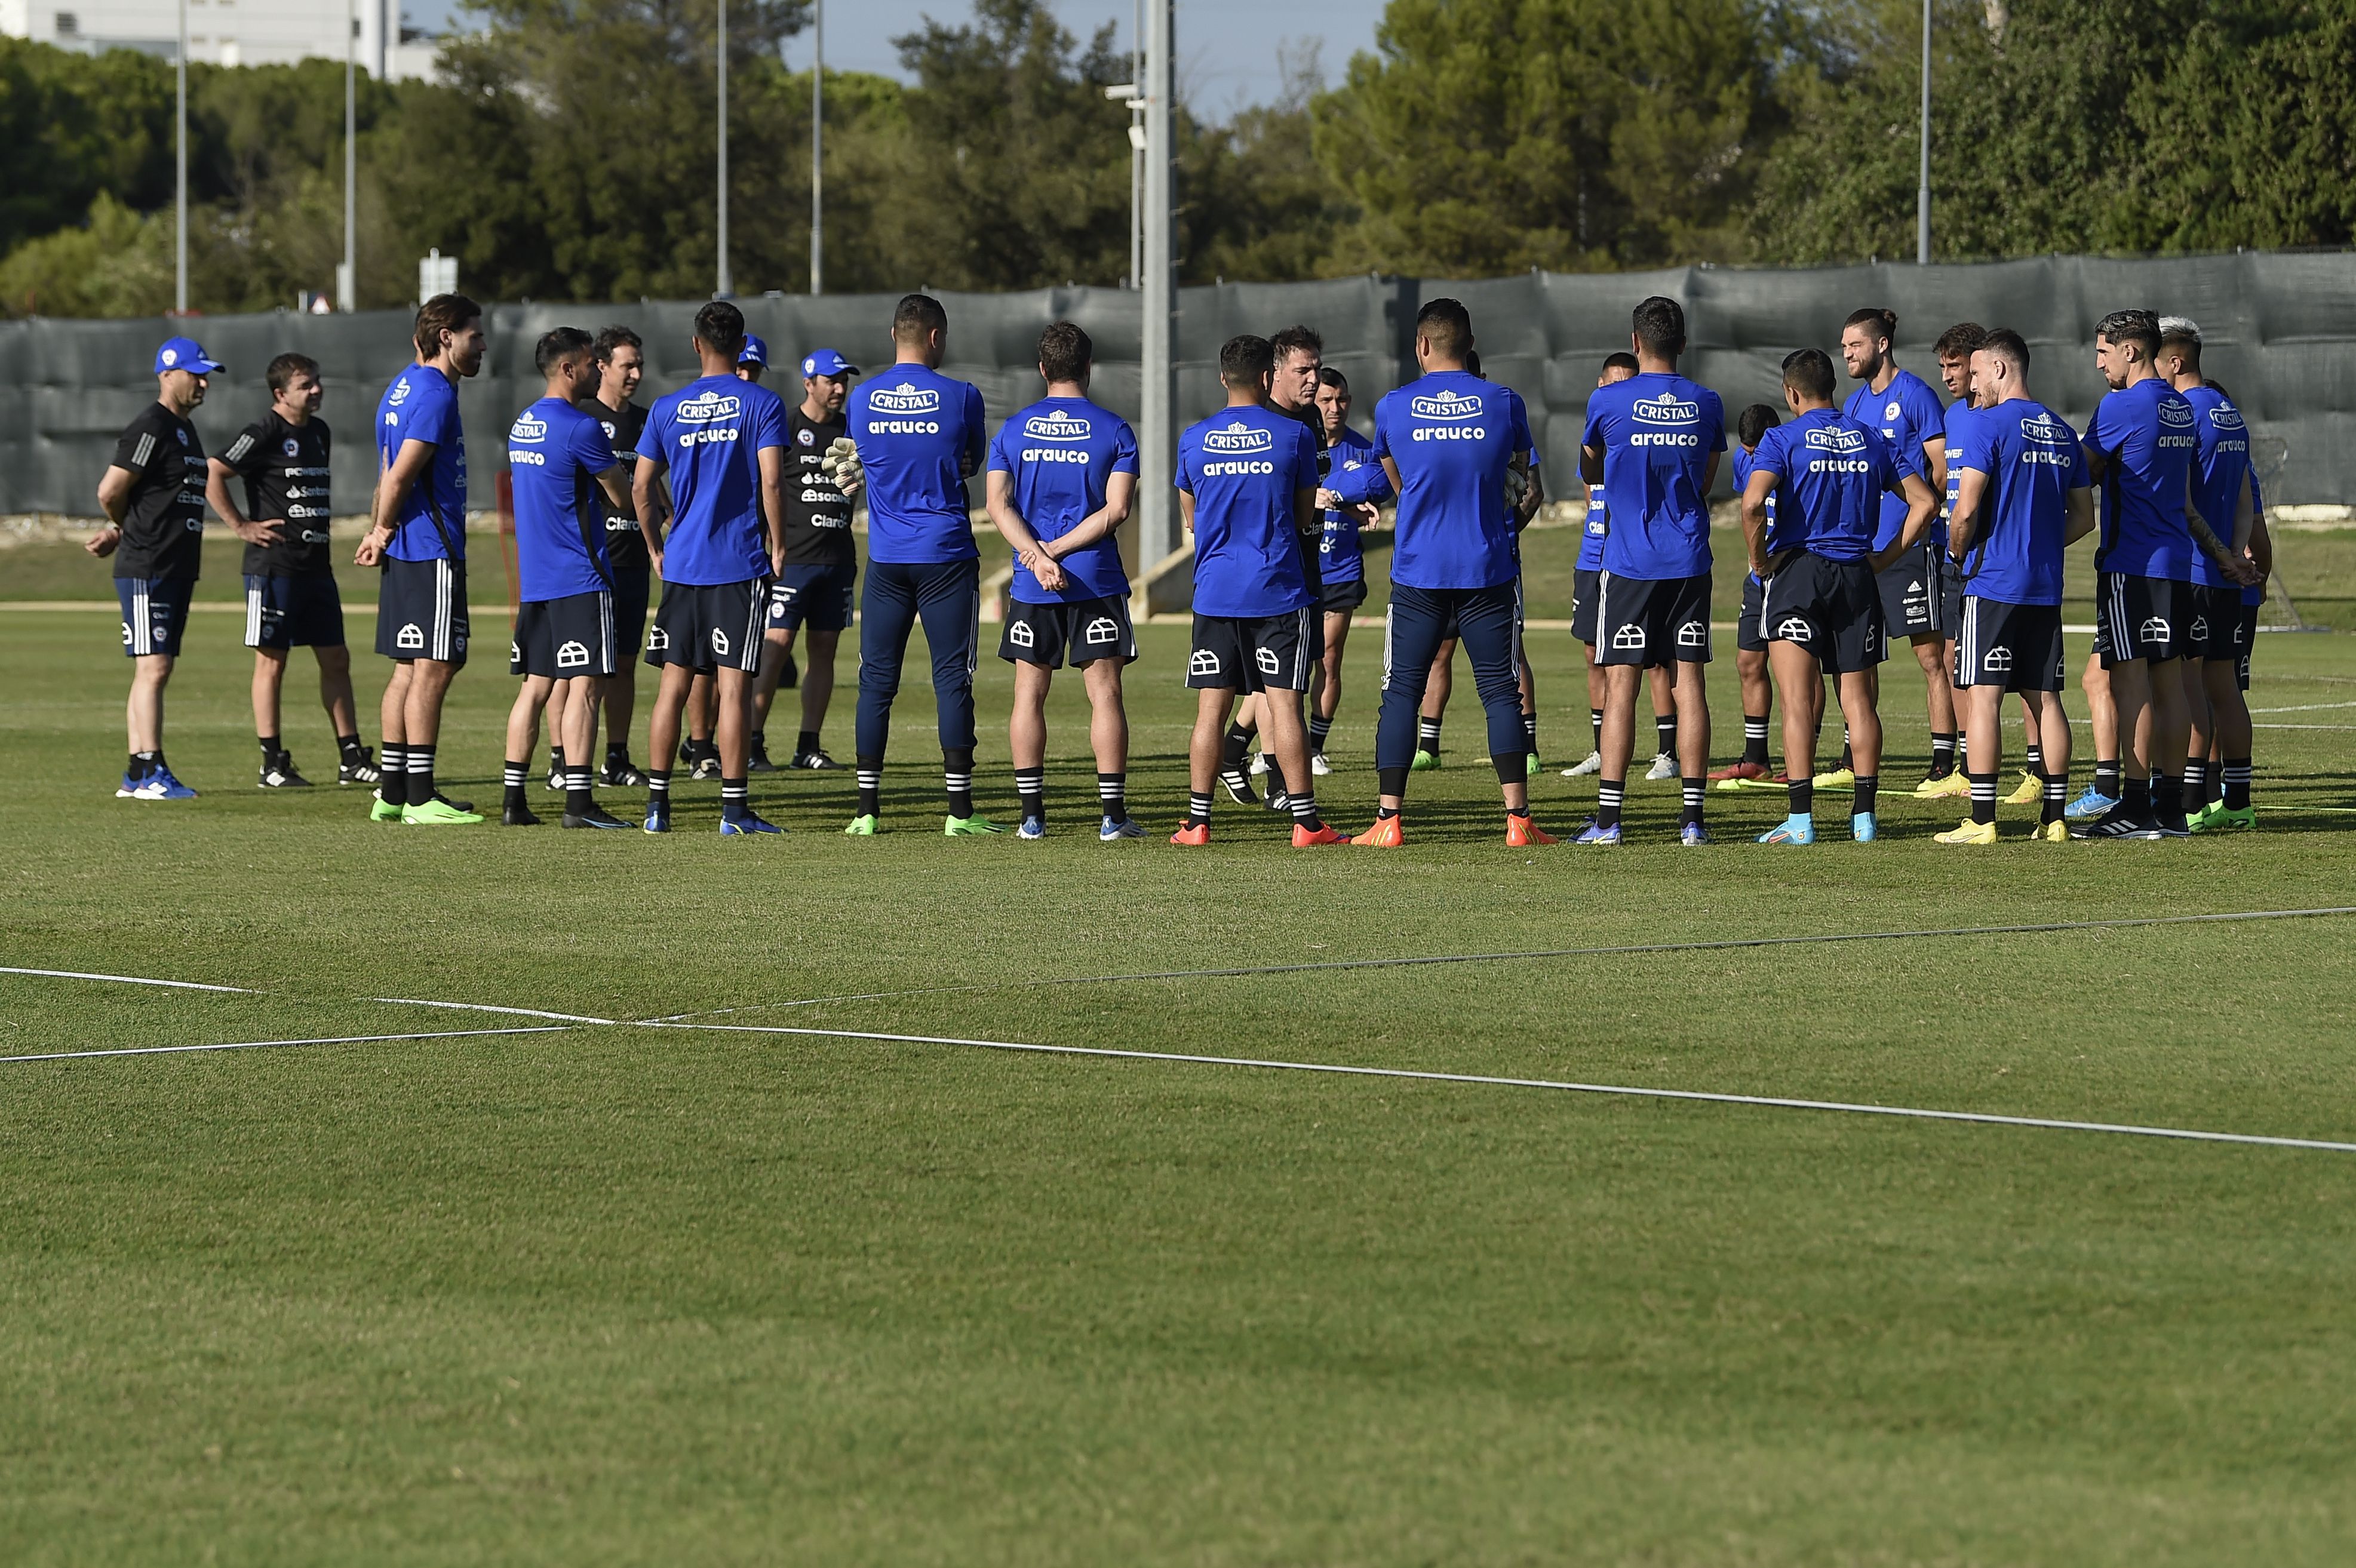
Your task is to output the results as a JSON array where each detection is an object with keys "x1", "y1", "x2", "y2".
[
  {"x1": 1015, "y1": 765, "x2": 1045, "y2": 824},
  {"x1": 1654, "y1": 714, "x2": 1677, "y2": 758},
  {"x1": 129, "y1": 749, "x2": 158, "y2": 780},
  {"x1": 337, "y1": 732, "x2": 365, "y2": 762},
  {"x1": 1221, "y1": 722, "x2": 1254, "y2": 770},
  {"x1": 855, "y1": 756, "x2": 881, "y2": 817},
  {"x1": 2223, "y1": 758, "x2": 2251, "y2": 810},
  {"x1": 2095, "y1": 759, "x2": 2122, "y2": 798},
  {"x1": 1930, "y1": 732, "x2": 1956, "y2": 777},
  {"x1": 2154, "y1": 773, "x2": 2183, "y2": 824},
  {"x1": 567, "y1": 767, "x2": 594, "y2": 818},
  {"x1": 1968, "y1": 770, "x2": 1997, "y2": 825},
  {"x1": 1289, "y1": 792, "x2": 1323, "y2": 832},
  {"x1": 258, "y1": 733, "x2": 281, "y2": 761},
  {"x1": 1378, "y1": 764, "x2": 1408, "y2": 798},
  {"x1": 407, "y1": 744, "x2": 436, "y2": 803},
  {"x1": 1417, "y1": 716, "x2": 1442, "y2": 754},
  {"x1": 1308, "y1": 713, "x2": 1333, "y2": 751},
  {"x1": 2122, "y1": 775, "x2": 2151, "y2": 817},
  {"x1": 1742, "y1": 715, "x2": 1768, "y2": 766},
  {"x1": 1492, "y1": 751, "x2": 1527, "y2": 787},
  {"x1": 547, "y1": 744, "x2": 563, "y2": 774},
  {"x1": 2025, "y1": 741, "x2": 2044, "y2": 773},
  {"x1": 647, "y1": 767, "x2": 672, "y2": 802},
  {"x1": 1098, "y1": 771, "x2": 1128, "y2": 823},
  {"x1": 720, "y1": 776, "x2": 749, "y2": 820},
  {"x1": 2182, "y1": 759, "x2": 2208, "y2": 800},
  {"x1": 944, "y1": 747, "x2": 975, "y2": 819},
  {"x1": 502, "y1": 758, "x2": 529, "y2": 809},
  {"x1": 1837, "y1": 728, "x2": 1854, "y2": 771},
  {"x1": 379, "y1": 744, "x2": 407, "y2": 806},
  {"x1": 1681, "y1": 777, "x2": 1704, "y2": 828},
  {"x1": 607, "y1": 740, "x2": 629, "y2": 764},
  {"x1": 796, "y1": 729, "x2": 820, "y2": 757},
  {"x1": 1789, "y1": 778, "x2": 1814, "y2": 817},
  {"x1": 1375, "y1": 804, "x2": 1400, "y2": 821},
  {"x1": 1186, "y1": 789, "x2": 1212, "y2": 826},
  {"x1": 2042, "y1": 770, "x2": 2067, "y2": 824},
  {"x1": 1521, "y1": 712, "x2": 1538, "y2": 754},
  {"x1": 1596, "y1": 779, "x2": 1624, "y2": 829},
  {"x1": 1589, "y1": 706, "x2": 1603, "y2": 753},
  {"x1": 1853, "y1": 774, "x2": 1878, "y2": 815}
]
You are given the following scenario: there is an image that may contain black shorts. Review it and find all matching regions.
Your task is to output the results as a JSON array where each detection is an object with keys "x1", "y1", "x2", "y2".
[
  {"x1": 244, "y1": 573, "x2": 344, "y2": 650},
  {"x1": 2188, "y1": 583, "x2": 2244, "y2": 663},
  {"x1": 768, "y1": 562, "x2": 856, "y2": 634},
  {"x1": 115, "y1": 576, "x2": 195, "y2": 659},
  {"x1": 376, "y1": 557, "x2": 469, "y2": 665},
  {"x1": 646, "y1": 577, "x2": 766, "y2": 674},
  {"x1": 511, "y1": 589, "x2": 618, "y2": 678},
  {"x1": 1187, "y1": 607, "x2": 1318, "y2": 693},
  {"x1": 1595, "y1": 570, "x2": 1710, "y2": 667},
  {"x1": 613, "y1": 562, "x2": 652, "y2": 662},
  {"x1": 2096, "y1": 571, "x2": 2190, "y2": 668},
  {"x1": 1876, "y1": 542, "x2": 1941, "y2": 639},
  {"x1": 2235, "y1": 598, "x2": 2260, "y2": 690},
  {"x1": 1937, "y1": 548, "x2": 1967, "y2": 637},
  {"x1": 1737, "y1": 572, "x2": 1767, "y2": 653},
  {"x1": 1571, "y1": 567, "x2": 1601, "y2": 644},
  {"x1": 1319, "y1": 576, "x2": 1369, "y2": 615},
  {"x1": 1953, "y1": 597, "x2": 2064, "y2": 692},
  {"x1": 1000, "y1": 594, "x2": 1137, "y2": 668},
  {"x1": 1762, "y1": 552, "x2": 1883, "y2": 674}
]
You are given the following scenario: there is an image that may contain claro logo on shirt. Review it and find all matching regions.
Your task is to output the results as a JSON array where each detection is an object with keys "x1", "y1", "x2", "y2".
[
  {"x1": 871, "y1": 383, "x2": 942, "y2": 414},
  {"x1": 1024, "y1": 409, "x2": 1092, "y2": 442},
  {"x1": 1409, "y1": 389, "x2": 1484, "y2": 422}
]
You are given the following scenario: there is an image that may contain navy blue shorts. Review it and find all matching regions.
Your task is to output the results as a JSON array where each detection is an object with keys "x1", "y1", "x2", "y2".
[
  {"x1": 511, "y1": 589, "x2": 618, "y2": 678},
  {"x1": 1002, "y1": 594, "x2": 1136, "y2": 667},
  {"x1": 243, "y1": 573, "x2": 344, "y2": 650},
  {"x1": 613, "y1": 563, "x2": 652, "y2": 662},
  {"x1": 2096, "y1": 571, "x2": 2189, "y2": 668},
  {"x1": 647, "y1": 578, "x2": 767, "y2": 674},
  {"x1": 1595, "y1": 570, "x2": 1711, "y2": 667},
  {"x1": 376, "y1": 557, "x2": 469, "y2": 666},
  {"x1": 1762, "y1": 552, "x2": 1882, "y2": 675},
  {"x1": 1953, "y1": 597, "x2": 2064, "y2": 693},
  {"x1": 768, "y1": 562, "x2": 856, "y2": 634},
  {"x1": 116, "y1": 576, "x2": 195, "y2": 659}
]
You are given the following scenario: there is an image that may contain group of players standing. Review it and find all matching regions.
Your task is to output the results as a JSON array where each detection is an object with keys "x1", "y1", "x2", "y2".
[{"x1": 90, "y1": 287, "x2": 2268, "y2": 844}]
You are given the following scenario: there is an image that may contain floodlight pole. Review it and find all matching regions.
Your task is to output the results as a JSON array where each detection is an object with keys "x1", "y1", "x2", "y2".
[
  {"x1": 339, "y1": 0, "x2": 356, "y2": 311},
  {"x1": 1916, "y1": 0, "x2": 1931, "y2": 264},
  {"x1": 175, "y1": 0, "x2": 188, "y2": 313},
  {"x1": 1137, "y1": 0, "x2": 1176, "y2": 571},
  {"x1": 810, "y1": 0, "x2": 822, "y2": 295},
  {"x1": 717, "y1": 0, "x2": 731, "y2": 297}
]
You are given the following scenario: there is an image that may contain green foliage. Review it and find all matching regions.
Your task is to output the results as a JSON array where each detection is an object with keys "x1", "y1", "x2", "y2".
[
  {"x1": 0, "y1": 37, "x2": 177, "y2": 256},
  {"x1": 0, "y1": 193, "x2": 173, "y2": 318}
]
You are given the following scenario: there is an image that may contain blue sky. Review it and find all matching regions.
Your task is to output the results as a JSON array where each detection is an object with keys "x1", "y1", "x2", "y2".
[{"x1": 405, "y1": 1, "x2": 1384, "y2": 115}]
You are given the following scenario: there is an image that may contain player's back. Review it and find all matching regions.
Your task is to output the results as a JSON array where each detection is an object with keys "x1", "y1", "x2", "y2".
[
  {"x1": 991, "y1": 395, "x2": 1136, "y2": 602},
  {"x1": 1961, "y1": 401, "x2": 2081, "y2": 605},
  {"x1": 1375, "y1": 370, "x2": 1526, "y2": 591},
  {"x1": 1581, "y1": 371, "x2": 1723, "y2": 579},
  {"x1": 1179, "y1": 403, "x2": 1316, "y2": 617},
  {"x1": 2180, "y1": 385, "x2": 2249, "y2": 588},
  {"x1": 508, "y1": 396, "x2": 616, "y2": 600},
  {"x1": 1756, "y1": 408, "x2": 1897, "y2": 561},
  {"x1": 647, "y1": 374, "x2": 782, "y2": 585},
  {"x1": 849, "y1": 364, "x2": 986, "y2": 564}
]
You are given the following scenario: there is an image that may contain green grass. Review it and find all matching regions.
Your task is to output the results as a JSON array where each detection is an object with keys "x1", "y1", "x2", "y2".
[{"x1": 4, "y1": 602, "x2": 2356, "y2": 1564}]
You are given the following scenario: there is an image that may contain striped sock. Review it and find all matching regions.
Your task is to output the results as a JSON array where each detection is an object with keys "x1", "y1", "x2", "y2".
[
  {"x1": 1417, "y1": 716, "x2": 1442, "y2": 754},
  {"x1": 379, "y1": 743, "x2": 408, "y2": 806},
  {"x1": 1185, "y1": 789, "x2": 1212, "y2": 827},
  {"x1": 1681, "y1": 777, "x2": 1703, "y2": 828},
  {"x1": 502, "y1": 758, "x2": 528, "y2": 809},
  {"x1": 1969, "y1": 770, "x2": 1997, "y2": 825},
  {"x1": 1589, "y1": 707, "x2": 1603, "y2": 752},
  {"x1": 1742, "y1": 715, "x2": 1768, "y2": 765},
  {"x1": 647, "y1": 767, "x2": 671, "y2": 800},
  {"x1": 2223, "y1": 758, "x2": 2252, "y2": 810},
  {"x1": 855, "y1": 759, "x2": 881, "y2": 817},
  {"x1": 406, "y1": 745, "x2": 435, "y2": 803},
  {"x1": 566, "y1": 768, "x2": 594, "y2": 817},
  {"x1": 944, "y1": 748, "x2": 975, "y2": 819},
  {"x1": 2182, "y1": 759, "x2": 2208, "y2": 800},
  {"x1": 1597, "y1": 779, "x2": 1624, "y2": 829},
  {"x1": 1308, "y1": 713, "x2": 1333, "y2": 751},
  {"x1": 720, "y1": 776, "x2": 748, "y2": 821},
  {"x1": 1015, "y1": 766, "x2": 1045, "y2": 824},
  {"x1": 2042, "y1": 770, "x2": 2067, "y2": 824},
  {"x1": 1097, "y1": 771, "x2": 1126, "y2": 823},
  {"x1": 1289, "y1": 791, "x2": 1323, "y2": 832}
]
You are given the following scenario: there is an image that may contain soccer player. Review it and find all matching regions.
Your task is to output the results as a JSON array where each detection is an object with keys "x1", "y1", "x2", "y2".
[
  {"x1": 2072, "y1": 308, "x2": 2253, "y2": 840},
  {"x1": 1308, "y1": 365, "x2": 1383, "y2": 774},
  {"x1": 1172, "y1": 334, "x2": 1337, "y2": 845},
  {"x1": 1838, "y1": 308, "x2": 1958, "y2": 795},
  {"x1": 749, "y1": 347, "x2": 860, "y2": 773},
  {"x1": 1936, "y1": 328, "x2": 2092, "y2": 844},
  {"x1": 206, "y1": 352, "x2": 374, "y2": 789},
  {"x1": 845, "y1": 293, "x2": 998, "y2": 835},
  {"x1": 737, "y1": 334, "x2": 769, "y2": 385},
  {"x1": 633, "y1": 299, "x2": 789, "y2": 835},
  {"x1": 1225, "y1": 324, "x2": 1326, "y2": 807},
  {"x1": 1741, "y1": 347, "x2": 1937, "y2": 844},
  {"x1": 582, "y1": 325, "x2": 653, "y2": 788},
  {"x1": 1709, "y1": 402, "x2": 1784, "y2": 789},
  {"x1": 2155, "y1": 319, "x2": 2258, "y2": 832},
  {"x1": 986, "y1": 321, "x2": 1143, "y2": 840},
  {"x1": 1345, "y1": 299, "x2": 1545, "y2": 846},
  {"x1": 1564, "y1": 351, "x2": 1638, "y2": 778},
  {"x1": 499, "y1": 327, "x2": 636, "y2": 829},
  {"x1": 91, "y1": 334, "x2": 219, "y2": 800},
  {"x1": 1576, "y1": 296, "x2": 1722, "y2": 846},
  {"x1": 358, "y1": 294, "x2": 485, "y2": 825},
  {"x1": 668, "y1": 339, "x2": 775, "y2": 779}
]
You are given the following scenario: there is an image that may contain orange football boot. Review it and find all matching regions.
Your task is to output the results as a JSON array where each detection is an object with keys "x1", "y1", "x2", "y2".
[
  {"x1": 1169, "y1": 820, "x2": 1210, "y2": 846},
  {"x1": 1505, "y1": 814, "x2": 1557, "y2": 847},
  {"x1": 1291, "y1": 822, "x2": 1347, "y2": 846},
  {"x1": 1349, "y1": 815, "x2": 1405, "y2": 847}
]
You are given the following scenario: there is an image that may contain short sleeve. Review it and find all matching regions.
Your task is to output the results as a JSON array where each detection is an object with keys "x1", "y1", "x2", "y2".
[
  {"x1": 1703, "y1": 390, "x2": 1727, "y2": 452},
  {"x1": 571, "y1": 412, "x2": 618, "y2": 473},
  {"x1": 1750, "y1": 429, "x2": 1787, "y2": 482},
  {"x1": 963, "y1": 385, "x2": 988, "y2": 468},
  {"x1": 985, "y1": 423, "x2": 1015, "y2": 475},
  {"x1": 2084, "y1": 395, "x2": 2118, "y2": 457},
  {"x1": 750, "y1": 389, "x2": 787, "y2": 453},
  {"x1": 219, "y1": 421, "x2": 269, "y2": 476},
  {"x1": 1872, "y1": 429, "x2": 1907, "y2": 493},
  {"x1": 1369, "y1": 399, "x2": 1393, "y2": 462},
  {"x1": 1509, "y1": 389, "x2": 1535, "y2": 454},
  {"x1": 1174, "y1": 437, "x2": 1196, "y2": 494},
  {"x1": 113, "y1": 414, "x2": 162, "y2": 474},
  {"x1": 1957, "y1": 417, "x2": 1995, "y2": 475},
  {"x1": 1580, "y1": 396, "x2": 1609, "y2": 453},
  {"x1": 2066, "y1": 434, "x2": 2091, "y2": 489},
  {"x1": 640, "y1": 405, "x2": 672, "y2": 469},
  {"x1": 1291, "y1": 422, "x2": 1319, "y2": 491},
  {"x1": 1906, "y1": 379, "x2": 1944, "y2": 448},
  {"x1": 1109, "y1": 420, "x2": 1139, "y2": 475},
  {"x1": 405, "y1": 384, "x2": 456, "y2": 449}
]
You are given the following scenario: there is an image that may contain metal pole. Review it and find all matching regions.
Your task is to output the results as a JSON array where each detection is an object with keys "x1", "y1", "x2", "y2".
[
  {"x1": 176, "y1": 0, "x2": 188, "y2": 313},
  {"x1": 1130, "y1": 0, "x2": 1142, "y2": 290},
  {"x1": 810, "y1": 0, "x2": 822, "y2": 295},
  {"x1": 1137, "y1": 0, "x2": 1175, "y2": 573},
  {"x1": 1916, "y1": 0, "x2": 1931, "y2": 265},
  {"x1": 717, "y1": 0, "x2": 731, "y2": 297},
  {"x1": 339, "y1": 0, "x2": 355, "y2": 311}
]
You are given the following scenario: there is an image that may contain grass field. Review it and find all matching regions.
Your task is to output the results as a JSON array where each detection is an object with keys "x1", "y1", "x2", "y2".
[{"x1": 5, "y1": 580, "x2": 2356, "y2": 1563}]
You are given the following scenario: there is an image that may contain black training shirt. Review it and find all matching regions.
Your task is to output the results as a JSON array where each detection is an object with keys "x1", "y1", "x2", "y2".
[
  {"x1": 109, "y1": 402, "x2": 208, "y2": 580},
  {"x1": 219, "y1": 410, "x2": 333, "y2": 576},
  {"x1": 589, "y1": 398, "x2": 650, "y2": 573},
  {"x1": 784, "y1": 405, "x2": 856, "y2": 567}
]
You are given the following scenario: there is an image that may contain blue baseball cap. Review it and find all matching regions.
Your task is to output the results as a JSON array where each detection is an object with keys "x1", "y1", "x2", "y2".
[
  {"x1": 738, "y1": 334, "x2": 770, "y2": 367},
  {"x1": 155, "y1": 336, "x2": 223, "y2": 375},
  {"x1": 800, "y1": 348, "x2": 858, "y2": 378}
]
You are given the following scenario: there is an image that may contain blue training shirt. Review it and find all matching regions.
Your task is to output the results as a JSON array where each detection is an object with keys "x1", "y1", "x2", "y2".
[
  {"x1": 1177, "y1": 404, "x2": 1318, "y2": 618},
  {"x1": 1730, "y1": 445, "x2": 1776, "y2": 582},
  {"x1": 641, "y1": 374, "x2": 787, "y2": 587},
  {"x1": 2182, "y1": 385, "x2": 2250, "y2": 590},
  {"x1": 2244, "y1": 472, "x2": 2266, "y2": 607},
  {"x1": 987, "y1": 396, "x2": 1138, "y2": 604},
  {"x1": 377, "y1": 364, "x2": 468, "y2": 562},
  {"x1": 1842, "y1": 368, "x2": 1947, "y2": 551},
  {"x1": 1580, "y1": 371, "x2": 1725, "y2": 580},
  {"x1": 848, "y1": 364, "x2": 988, "y2": 565},
  {"x1": 1319, "y1": 424, "x2": 1380, "y2": 585},
  {"x1": 1369, "y1": 371, "x2": 1532, "y2": 592},
  {"x1": 1577, "y1": 481, "x2": 1608, "y2": 571},
  {"x1": 1942, "y1": 398, "x2": 1978, "y2": 532},
  {"x1": 507, "y1": 396, "x2": 619, "y2": 601},
  {"x1": 1749, "y1": 407, "x2": 1909, "y2": 562},
  {"x1": 1955, "y1": 399, "x2": 2086, "y2": 607},
  {"x1": 2084, "y1": 376, "x2": 2198, "y2": 581}
]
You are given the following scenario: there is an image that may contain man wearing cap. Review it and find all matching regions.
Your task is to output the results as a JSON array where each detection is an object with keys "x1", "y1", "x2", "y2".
[
  {"x1": 736, "y1": 334, "x2": 770, "y2": 386},
  {"x1": 90, "y1": 334, "x2": 220, "y2": 800},
  {"x1": 750, "y1": 345, "x2": 859, "y2": 770}
]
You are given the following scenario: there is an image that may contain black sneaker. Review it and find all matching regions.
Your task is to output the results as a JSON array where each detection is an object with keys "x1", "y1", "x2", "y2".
[
  {"x1": 502, "y1": 802, "x2": 542, "y2": 826},
  {"x1": 2070, "y1": 804, "x2": 2163, "y2": 840},
  {"x1": 748, "y1": 738, "x2": 778, "y2": 773},
  {"x1": 562, "y1": 804, "x2": 634, "y2": 829},
  {"x1": 601, "y1": 757, "x2": 649, "y2": 788},
  {"x1": 689, "y1": 755, "x2": 723, "y2": 782},
  {"x1": 258, "y1": 752, "x2": 313, "y2": 788},
  {"x1": 1262, "y1": 781, "x2": 1291, "y2": 811},
  {"x1": 433, "y1": 792, "x2": 478, "y2": 815},
  {"x1": 1217, "y1": 767, "x2": 1259, "y2": 807},
  {"x1": 337, "y1": 748, "x2": 380, "y2": 785},
  {"x1": 2156, "y1": 816, "x2": 2194, "y2": 838},
  {"x1": 781, "y1": 650, "x2": 800, "y2": 690},
  {"x1": 545, "y1": 750, "x2": 566, "y2": 791},
  {"x1": 790, "y1": 748, "x2": 846, "y2": 771}
]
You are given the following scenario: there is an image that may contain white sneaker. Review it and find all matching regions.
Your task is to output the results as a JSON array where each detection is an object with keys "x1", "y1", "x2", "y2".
[
  {"x1": 1644, "y1": 751, "x2": 1679, "y2": 781},
  {"x1": 1310, "y1": 752, "x2": 1332, "y2": 777},
  {"x1": 1561, "y1": 751, "x2": 1602, "y2": 777},
  {"x1": 1248, "y1": 751, "x2": 1271, "y2": 777}
]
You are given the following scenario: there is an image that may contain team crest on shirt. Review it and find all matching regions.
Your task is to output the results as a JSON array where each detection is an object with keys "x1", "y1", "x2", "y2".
[
  {"x1": 677, "y1": 391, "x2": 742, "y2": 422},
  {"x1": 1804, "y1": 426, "x2": 1869, "y2": 453},
  {"x1": 1024, "y1": 409, "x2": 1093, "y2": 442},
  {"x1": 1409, "y1": 389, "x2": 1483, "y2": 421},
  {"x1": 1633, "y1": 393, "x2": 1700, "y2": 422},
  {"x1": 282, "y1": 436, "x2": 300, "y2": 457},
  {"x1": 798, "y1": 427, "x2": 816, "y2": 445},
  {"x1": 870, "y1": 382, "x2": 941, "y2": 413},
  {"x1": 175, "y1": 428, "x2": 189, "y2": 444},
  {"x1": 1884, "y1": 399, "x2": 1903, "y2": 422},
  {"x1": 1203, "y1": 422, "x2": 1274, "y2": 453}
]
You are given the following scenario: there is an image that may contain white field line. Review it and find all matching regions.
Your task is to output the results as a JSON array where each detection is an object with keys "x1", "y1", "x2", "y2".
[
  {"x1": 646, "y1": 1020, "x2": 2356, "y2": 1155},
  {"x1": 0, "y1": 1025, "x2": 571, "y2": 1065},
  {"x1": 370, "y1": 997, "x2": 618, "y2": 1025},
  {"x1": 0, "y1": 966, "x2": 253, "y2": 992},
  {"x1": 2249, "y1": 700, "x2": 2356, "y2": 713}
]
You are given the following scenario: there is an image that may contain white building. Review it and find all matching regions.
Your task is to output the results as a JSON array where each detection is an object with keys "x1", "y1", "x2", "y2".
[{"x1": 0, "y1": 0, "x2": 439, "y2": 79}]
